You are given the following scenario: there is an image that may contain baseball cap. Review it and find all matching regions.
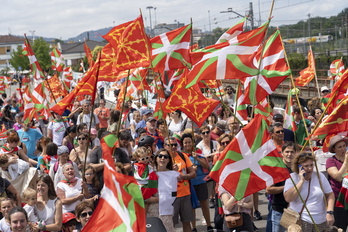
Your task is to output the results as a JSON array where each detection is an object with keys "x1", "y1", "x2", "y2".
[
  {"x1": 62, "y1": 212, "x2": 77, "y2": 224},
  {"x1": 141, "y1": 108, "x2": 153, "y2": 115},
  {"x1": 321, "y1": 86, "x2": 329, "y2": 92},
  {"x1": 90, "y1": 128, "x2": 97, "y2": 135},
  {"x1": 58, "y1": 145, "x2": 70, "y2": 155},
  {"x1": 216, "y1": 121, "x2": 226, "y2": 132},
  {"x1": 273, "y1": 114, "x2": 284, "y2": 122},
  {"x1": 146, "y1": 117, "x2": 157, "y2": 122}
]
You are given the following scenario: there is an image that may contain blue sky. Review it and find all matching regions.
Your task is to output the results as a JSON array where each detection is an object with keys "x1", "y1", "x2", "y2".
[{"x1": 1, "y1": 0, "x2": 346, "y2": 39}]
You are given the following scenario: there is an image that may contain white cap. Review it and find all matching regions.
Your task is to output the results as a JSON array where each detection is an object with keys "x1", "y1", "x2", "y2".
[{"x1": 321, "y1": 86, "x2": 329, "y2": 92}]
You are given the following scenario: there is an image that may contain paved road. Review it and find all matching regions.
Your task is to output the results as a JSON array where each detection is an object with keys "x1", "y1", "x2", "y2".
[{"x1": 174, "y1": 190, "x2": 268, "y2": 232}]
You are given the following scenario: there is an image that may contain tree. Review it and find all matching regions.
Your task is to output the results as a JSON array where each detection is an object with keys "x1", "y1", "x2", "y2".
[
  {"x1": 9, "y1": 46, "x2": 30, "y2": 72},
  {"x1": 9, "y1": 37, "x2": 51, "y2": 73},
  {"x1": 32, "y1": 37, "x2": 51, "y2": 72}
]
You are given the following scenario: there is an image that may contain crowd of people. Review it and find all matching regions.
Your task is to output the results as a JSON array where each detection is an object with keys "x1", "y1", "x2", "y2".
[{"x1": 0, "y1": 84, "x2": 346, "y2": 232}]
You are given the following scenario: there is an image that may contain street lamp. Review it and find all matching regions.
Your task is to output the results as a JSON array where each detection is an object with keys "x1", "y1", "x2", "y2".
[
  {"x1": 29, "y1": 30, "x2": 36, "y2": 41},
  {"x1": 146, "y1": 6, "x2": 154, "y2": 37}
]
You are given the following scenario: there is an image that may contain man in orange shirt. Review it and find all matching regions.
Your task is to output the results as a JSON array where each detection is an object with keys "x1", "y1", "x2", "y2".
[
  {"x1": 94, "y1": 99, "x2": 110, "y2": 139},
  {"x1": 164, "y1": 137, "x2": 196, "y2": 232}
]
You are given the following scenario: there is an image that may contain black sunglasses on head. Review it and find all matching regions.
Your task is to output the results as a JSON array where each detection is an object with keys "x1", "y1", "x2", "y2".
[{"x1": 165, "y1": 143, "x2": 178, "y2": 147}]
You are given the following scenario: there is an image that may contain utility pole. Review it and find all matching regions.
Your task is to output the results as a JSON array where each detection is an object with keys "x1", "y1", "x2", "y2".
[
  {"x1": 208, "y1": 10, "x2": 212, "y2": 33},
  {"x1": 249, "y1": 2, "x2": 254, "y2": 29},
  {"x1": 308, "y1": 13, "x2": 311, "y2": 37},
  {"x1": 146, "y1": 6, "x2": 154, "y2": 37}
]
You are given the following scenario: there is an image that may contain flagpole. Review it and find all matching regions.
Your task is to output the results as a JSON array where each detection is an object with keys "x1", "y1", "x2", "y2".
[
  {"x1": 310, "y1": 45, "x2": 321, "y2": 98},
  {"x1": 82, "y1": 54, "x2": 101, "y2": 181},
  {"x1": 289, "y1": 177, "x2": 320, "y2": 232},
  {"x1": 155, "y1": 71, "x2": 176, "y2": 163},
  {"x1": 249, "y1": 0, "x2": 274, "y2": 118},
  {"x1": 202, "y1": 81, "x2": 243, "y2": 126},
  {"x1": 116, "y1": 70, "x2": 131, "y2": 135},
  {"x1": 280, "y1": 30, "x2": 328, "y2": 210}
]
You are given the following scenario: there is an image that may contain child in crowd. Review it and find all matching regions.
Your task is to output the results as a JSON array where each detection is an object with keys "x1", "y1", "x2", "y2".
[
  {"x1": 0, "y1": 198, "x2": 15, "y2": 231},
  {"x1": 130, "y1": 110, "x2": 141, "y2": 138},
  {"x1": 22, "y1": 187, "x2": 39, "y2": 223},
  {"x1": 89, "y1": 128, "x2": 100, "y2": 151},
  {"x1": 132, "y1": 147, "x2": 158, "y2": 216},
  {"x1": 0, "y1": 150, "x2": 29, "y2": 180},
  {"x1": 62, "y1": 212, "x2": 78, "y2": 232},
  {"x1": 37, "y1": 142, "x2": 58, "y2": 174},
  {"x1": 84, "y1": 165, "x2": 101, "y2": 207}
]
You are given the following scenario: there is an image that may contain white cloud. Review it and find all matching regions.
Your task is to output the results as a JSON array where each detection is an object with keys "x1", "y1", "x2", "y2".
[{"x1": 0, "y1": 0, "x2": 346, "y2": 39}]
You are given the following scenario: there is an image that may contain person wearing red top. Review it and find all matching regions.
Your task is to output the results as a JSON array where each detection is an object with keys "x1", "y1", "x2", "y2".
[{"x1": 93, "y1": 99, "x2": 110, "y2": 139}]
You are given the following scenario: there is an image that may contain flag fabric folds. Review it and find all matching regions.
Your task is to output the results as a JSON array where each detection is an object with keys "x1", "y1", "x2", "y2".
[
  {"x1": 50, "y1": 48, "x2": 65, "y2": 72},
  {"x1": 215, "y1": 17, "x2": 246, "y2": 44},
  {"x1": 82, "y1": 134, "x2": 146, "y2": 232},
  {"x1": 295, "y1": 47, "x2": 315, "y2": 86},
  {"x1": 102, "y1": 15, "x2": 151, "y2": 72},
  {"x1": 242, "y1": 30, "x2": 291, "y2": 105},
  {"x1": 186, "y1": 22, "x2": 269, "y2": 88},
  {"x1": 209, "y1": 114, "x2": 290, "y2": 200},
  {"x1": 22, "y1": 37, "x2": 45, "y2": 80},
  {"x1": 50, "y1": 59, "x2": 100, "y2": 115},
  {"x1": 151, "y1": 24, "x2": 192, "y2": 72},
  {"x1": 84, "y1": 41, "x2": 95, "y2": 68},
  {"x1": 329, "y1": 58, "x2": 345, "y2": 80},
  {"x1": 162, "y1": 72, "x2": 220, "y2": 127},
  {"x1": 311, "y1": 96, "x2": 348, "y2": 152}
]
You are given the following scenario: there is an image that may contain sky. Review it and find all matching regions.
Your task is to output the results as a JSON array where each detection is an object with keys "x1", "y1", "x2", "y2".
[{"x1": 1, "y1": 0, "x2": 346, "y2": 40}]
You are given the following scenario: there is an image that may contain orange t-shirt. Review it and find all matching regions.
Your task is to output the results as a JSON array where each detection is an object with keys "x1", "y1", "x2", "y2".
[
  {"x1": 173, "y1": 152, "x2": 193, "y2": 198},
  {"x1": 94, "y1": 107, "x2": 110, "y2": 128}
]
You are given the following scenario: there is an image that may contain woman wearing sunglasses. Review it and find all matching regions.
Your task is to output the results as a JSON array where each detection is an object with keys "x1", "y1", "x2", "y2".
[
  {"x1": 132, "y1": 147, "x2": 159, "y2": 217},
  {"x1": 154, "y1": 148, "x2": 179, "y2": 232},
  {"x1": 197, "y1": 125, "x2": 220, "y2": 210},
  {"x1": 75, "y1": 200, "x2": 94, "y2": 230},
  {"x1": 284, "y1": 153, "x2": 335, "y2": 231},
  {"x1": 181, "y1": 133, "x2": 213, "y2": 231},
  {"x1": 69, "y1": 133, "x2": 92, "y2": 172}
]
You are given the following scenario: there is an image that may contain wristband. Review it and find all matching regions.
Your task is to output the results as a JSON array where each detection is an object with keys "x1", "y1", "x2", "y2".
[{"x1": 326, "y1": 211, "x2": 334, "y2": 215}]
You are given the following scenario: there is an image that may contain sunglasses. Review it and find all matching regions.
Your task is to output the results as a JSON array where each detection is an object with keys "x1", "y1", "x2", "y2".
[
  {"x1": 275, "y1": 130, "x2": 284, "y2": 134},
  {"x1": 166, "y1": 143, "x2": 178, "y2": 147},
  {"x1": 201, "y1": 131, "x2": 210, "y2": 135},
  {"x1": 299, "y1": 153, "x2": 312, "y2": 158},
  {"x1": 158, "y1": 154, "x2": 170, "y2": 159},
  {"x1": 77, "y1": 137, "x2": 87, "y2": 140},
  {"x1": 139, "y1": 156, "x2": 149, "y2": 161},
  {"x1": 80, "y1": 211, "x2": 93, "y2": 218},
  {"x1": 221, "y1": 141, "x2": 231, "y2": 146}
]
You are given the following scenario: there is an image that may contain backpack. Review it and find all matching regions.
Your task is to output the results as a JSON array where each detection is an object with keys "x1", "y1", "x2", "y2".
[{"x1": 53, "y1": 160, "x2": 73, "y2": 173}]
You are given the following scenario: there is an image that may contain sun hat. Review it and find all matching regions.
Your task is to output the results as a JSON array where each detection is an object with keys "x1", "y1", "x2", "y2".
[{"x1": 329, "y1": 135, "x2": 348, "y2": 153}]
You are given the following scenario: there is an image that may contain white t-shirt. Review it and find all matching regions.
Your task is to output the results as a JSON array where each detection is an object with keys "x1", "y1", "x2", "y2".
[
  {"x1": 157, "y1": 171, "x2": 180, "y2": 216},
  {"x1": 48, "y1": 121, "x2": 69, "y2": 146},
  {"x1": 49, "y1": 161, "x2": 80, "y2": 188},
  {"x1": 0, "y1": 218, "x2": 10, "y2": 232},
  {"x1": 196, "y1": 140, "x2": 219, "y2": 158},
  {"x1": 23, "y1": 204, "x2": 39, "y2": 223},
  {"x1": 57, "y1": 178, "x2": 83, "y2": 213},
  {"x1": 284, "y1": 172, "x2": 332, "y2": 224},
  {"x1": 77, "y1": 113, "x2": 100, "y2": 129},
  {"x1": 168, "y1": 120, "x2": 183, "y2": 134}
]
